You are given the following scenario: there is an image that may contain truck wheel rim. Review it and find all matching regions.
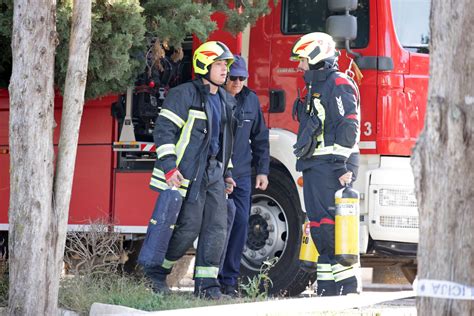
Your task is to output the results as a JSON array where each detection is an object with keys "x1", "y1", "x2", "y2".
[{"x1": 241, "y1": 194, "x2": 288, "y2": 271}]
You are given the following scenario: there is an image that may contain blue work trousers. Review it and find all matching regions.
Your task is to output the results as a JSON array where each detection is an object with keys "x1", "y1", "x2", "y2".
[{"x1": 219, "y1": 176, "x2": 252, "y2": 286}]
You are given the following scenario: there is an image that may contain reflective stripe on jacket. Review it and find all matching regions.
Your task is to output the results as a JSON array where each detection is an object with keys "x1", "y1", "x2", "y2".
[
  {"x1": 150, "y1": 79, "x2": 235, "y2": 200},
  {"x1": 296, "y1": 67, "x2": 360, "y2": 177}
]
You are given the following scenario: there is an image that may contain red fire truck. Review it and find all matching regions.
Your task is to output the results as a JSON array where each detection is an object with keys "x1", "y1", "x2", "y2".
[{"x1": 0, "y1": 0, "x2": 430, "y2": 294}]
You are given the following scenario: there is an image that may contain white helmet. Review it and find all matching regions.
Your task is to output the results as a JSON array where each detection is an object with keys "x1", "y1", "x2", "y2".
[{"x1": 290, "y1": 32, "x2": 337, "y2": 65}]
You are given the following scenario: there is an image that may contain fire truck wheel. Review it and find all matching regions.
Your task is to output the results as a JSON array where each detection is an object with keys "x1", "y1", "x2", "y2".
[
  {"x1": 122, "y1": 239, "x2": 144, "y2": 275},
  {"x1": 239, "y1": 168, "x2": 315, "y2": 296},
  {"x1": 401, "y1": 264, "x2": 417, "y2": 284}
]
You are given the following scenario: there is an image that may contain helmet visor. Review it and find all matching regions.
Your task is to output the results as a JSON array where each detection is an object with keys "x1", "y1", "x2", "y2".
[{"x1": 290, "y1": 55, "x2": 302, "y2": 62}]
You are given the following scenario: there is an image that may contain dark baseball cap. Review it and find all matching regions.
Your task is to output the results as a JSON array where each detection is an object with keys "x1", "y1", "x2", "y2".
[{"x1": 229, "y1": 55, "x2": 248, "y2": 77}]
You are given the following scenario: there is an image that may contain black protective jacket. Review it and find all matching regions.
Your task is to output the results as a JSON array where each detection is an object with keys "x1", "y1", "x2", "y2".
[
  {"x1": 295, "y1": 65, "x2": 360, "y2": 177},
  {"x1": 149, "y1": 79, "x2": 235, "y2": 201}
]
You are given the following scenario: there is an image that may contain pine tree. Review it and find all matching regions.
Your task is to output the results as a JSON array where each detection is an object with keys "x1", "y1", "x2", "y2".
[
  {"x1": 55, "y1": 0, "x2": 147, "y2": 99},
  {"x1": 143, "y1": 0, "x2": 216, "y2": 48},
  {"x1": 213, "y1": 0, "x2": 276, "y2": 35},
  {"x1": 0, "y1": 0, "x2": 13, "y2": 87},
  {"x1": 0, "y1": 0, "x2": 275, "y2": 97}
]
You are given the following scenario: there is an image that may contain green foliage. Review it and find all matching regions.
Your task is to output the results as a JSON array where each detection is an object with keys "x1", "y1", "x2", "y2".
[
  {"x1": 0, "y1": 0, "x2": 147, "y2": 97},
  {"x1": 55, "y1": 0, "x2": 147, "y2": 99},
  {"x1": 0, "y1": 0, "x2": 11, "y2": 37},
  {"x1": 239, "y1": 257, "x2": 277, "y2": 299},
  {"x1": 213, "y1": 0, "x2": 278, "y2": 35},
  {"x1": 0, "y1": 0, "x2": 12, "y2": 87},
  {"x1": 0, "y1": 0, "x2": 274, "y2": 96},
  {"x1": 143, "y1": 0, "x2": 216, "y2": 47}
]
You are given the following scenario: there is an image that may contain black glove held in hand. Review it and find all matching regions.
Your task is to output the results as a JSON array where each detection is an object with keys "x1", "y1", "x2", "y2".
[{"x1": 293, "y1": 115, "x2": 322, "y2": 159}]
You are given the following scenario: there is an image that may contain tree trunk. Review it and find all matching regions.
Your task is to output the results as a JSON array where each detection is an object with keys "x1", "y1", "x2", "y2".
[
  {"x1": 411, "y1": 1, "x2": 474, "y2": 315},
  {"x1": 52, "y1": 0, "x2": 91, "y2": 304},
  {"x1": 9, "y1": 0, "x2": 91, "y2": 314},
  {"x1": 8, "y1": 0, "x2": 57, "y2": 315}
]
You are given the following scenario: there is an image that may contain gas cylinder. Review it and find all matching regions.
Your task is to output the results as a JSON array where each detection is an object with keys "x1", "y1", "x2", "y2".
[
  {"x1": 335, "y1": 185, "x2": 360, "y2": 266},
  {"x1": 299, "y1": 217, "x2": 319, "y2": 272}
]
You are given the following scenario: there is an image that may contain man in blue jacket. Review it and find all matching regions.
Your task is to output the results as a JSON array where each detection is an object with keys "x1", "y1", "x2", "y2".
[
  {"x1": 143, "y1": 41, "x2": 236, "y2": 300},
  {"x1": 219, "y1": 55, "x2": 270, "y2": 297}
]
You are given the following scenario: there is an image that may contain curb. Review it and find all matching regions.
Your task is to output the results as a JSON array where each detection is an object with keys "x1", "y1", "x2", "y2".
[{"x1": 90, "y1": 290, "x2": 416, "y2": 315}]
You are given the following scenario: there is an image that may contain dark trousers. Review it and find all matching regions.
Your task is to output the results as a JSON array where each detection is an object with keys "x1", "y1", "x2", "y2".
[
  {"x1": 144, "y1": 159, "x2": 228, "y2": 292},
  {"x1": 302, "y1": 158, "x2": 359, "y2": 296},
  {"x1": 219, "y1": 176, "x2": 252, "y2": 286}
]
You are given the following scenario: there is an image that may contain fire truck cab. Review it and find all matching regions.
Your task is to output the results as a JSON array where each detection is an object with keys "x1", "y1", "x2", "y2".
[
  {"x1": 0, "y1": 0, "x2": 430, "y2": 295},
  {"x1": 238, "y1": 0, "x2": 429, "y2": 291}
]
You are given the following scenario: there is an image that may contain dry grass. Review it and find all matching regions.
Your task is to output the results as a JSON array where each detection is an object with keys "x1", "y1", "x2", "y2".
[
  {"x1": 64, "y1": 220, "x2": 127, "y2": 276},
  {"x1": 0, "y1": 238, "x2": 8, "y2": 307},
  {"x1": 59, "y1": 274, "x2": 260, "y2": 315}
]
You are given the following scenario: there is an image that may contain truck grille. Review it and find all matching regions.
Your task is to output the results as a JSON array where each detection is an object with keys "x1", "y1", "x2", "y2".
[
  {"x1": 379, "y1": 215, "x2": 419, "y2": 229},
  {"x1": 379, "y1": 188, "x2": 417, "y2": 207}
]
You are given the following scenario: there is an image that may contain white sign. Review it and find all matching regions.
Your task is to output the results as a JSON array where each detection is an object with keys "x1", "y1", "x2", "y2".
[{"x1": 417, "y1": 279, "x2": 474, "y2": 300}]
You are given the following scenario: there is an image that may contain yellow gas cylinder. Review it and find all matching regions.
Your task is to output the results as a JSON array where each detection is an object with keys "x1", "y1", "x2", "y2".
[
  {"x1": 335, "y1": 185, "x2": 360, "y2": 266},
  {"x1": 299, "y1": 217, "x2": 319, "y2": 272}
]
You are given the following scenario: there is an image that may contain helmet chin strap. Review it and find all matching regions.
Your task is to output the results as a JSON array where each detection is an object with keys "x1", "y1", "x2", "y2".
[
  {"x1": 309, "y1": 57, "x2": 339, "y2": 70},
  {"x1": 203, "y1": 72, "x2": 223, "y2": 88}
]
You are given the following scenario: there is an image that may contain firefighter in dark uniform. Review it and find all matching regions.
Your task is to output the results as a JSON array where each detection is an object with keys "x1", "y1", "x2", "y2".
[
  {"x1": 219, "y1": 55, "x2": 270, "y2": 296},
  {"x1": 290, "y1": 32, "x2": 360, "y2": 296},
  {"x1": 144, "y1": 41, "x2": 236, "y2": 300}
]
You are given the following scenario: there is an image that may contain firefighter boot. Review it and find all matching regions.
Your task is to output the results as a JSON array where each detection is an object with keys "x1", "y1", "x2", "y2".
[
  {"x1": 152, "y1": 279, "x2": 171, "y2": 295},
  {"x1": 336, "y1": 277, "x2": 359, "y2": 295},
  {"x1": 195, "y1": 287, "x2": 230, "y2": 300},
  {"x1": 316, "y1": 256, "x2": 337, "y2": 296},
  {"x1": 195, "y1": 278, "x2": 230, "y2": 300},
  {"x1": 336, "y1": 275, "x2": 359, "y2": 295},
  {"x1": 315, "y1": 280, "x2": 337, "y2": 296},
  {"x1": 143, "y1": 266, "x2": 171, "y2": 295},
  {"x1": 332, "y1": 263, "x2": 359, "y2": 295},
  {"x1": 221, "y1": 283, "x2": 239, "y2": 298}
]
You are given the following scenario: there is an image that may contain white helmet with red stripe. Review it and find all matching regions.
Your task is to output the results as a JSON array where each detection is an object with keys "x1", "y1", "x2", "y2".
[{"x1": 290, "y1": 32, "x2": 337, "y2": 65}]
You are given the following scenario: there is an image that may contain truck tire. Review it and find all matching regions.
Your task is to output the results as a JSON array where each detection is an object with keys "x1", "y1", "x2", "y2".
[
  {"x1": 240, "y1": 168, "x2": 315, "y2": 296},
  {"x1": 401, "y1": 264, "x2": 417, "y2": 284}
]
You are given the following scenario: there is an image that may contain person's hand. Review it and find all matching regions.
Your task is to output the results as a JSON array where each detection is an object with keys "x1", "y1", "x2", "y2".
[
  {"x1": 338, "y1": 171, "x2": 353, "y2": 186},
  {"x1": 255, "y1": 174, "x2": 269, "y2": 191},
  {"x1": 166, "y1": 169, "x2": 184, "y2": 188},
  {"x1": 225, "y1": 177, "x2": 236, "y2": 194}
]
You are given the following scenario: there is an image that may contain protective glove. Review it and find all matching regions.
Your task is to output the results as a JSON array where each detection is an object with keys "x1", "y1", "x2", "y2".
[
  {"x1": 293, "y1": 114, "x2": 322, "y2": 159},
  {"x1": 293, "y1": 129, "x2": 316, "y2": 159}
]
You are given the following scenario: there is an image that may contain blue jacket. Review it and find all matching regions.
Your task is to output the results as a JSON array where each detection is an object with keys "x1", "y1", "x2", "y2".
[
  {"x1": 232, "y1": 86, "x2": 269, "y2": 178},
  {"x1": 150, "y1": 79, "x2": 235, "y2": 201}
]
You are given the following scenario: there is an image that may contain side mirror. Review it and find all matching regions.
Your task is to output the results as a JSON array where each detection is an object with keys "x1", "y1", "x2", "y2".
[
  {"x1": 328, "y1": 0, "x2": 358, "y2": 12},
  {"x1": 326, "y1": 15, "x2": 357, "y2": 42},
  {"x1": 326, "y1": 0, "x2": 360, "y2": 57}
]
